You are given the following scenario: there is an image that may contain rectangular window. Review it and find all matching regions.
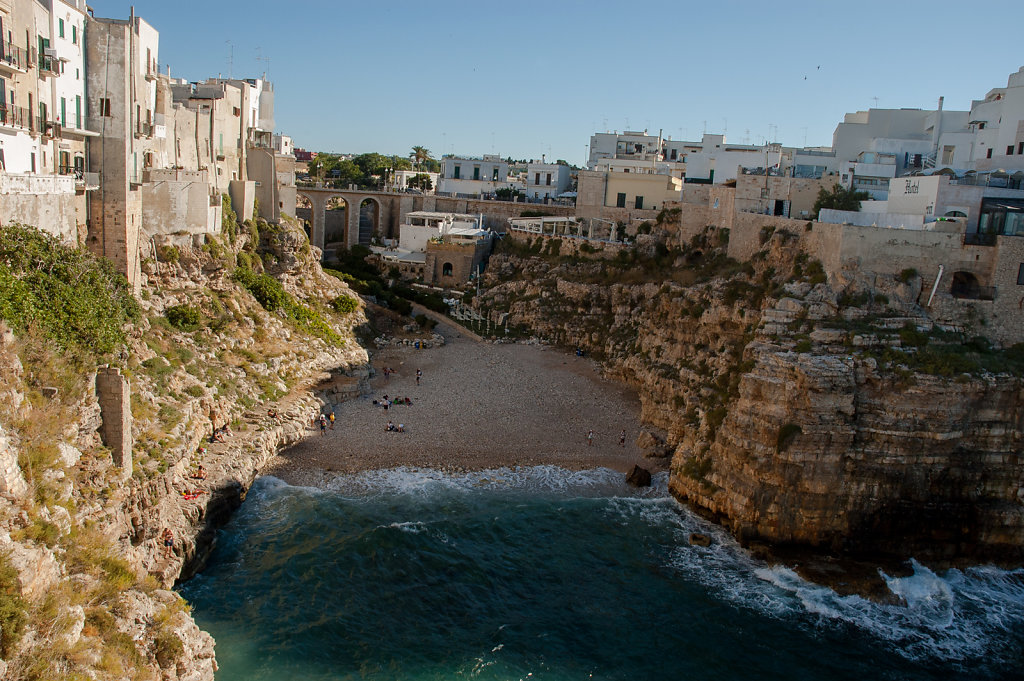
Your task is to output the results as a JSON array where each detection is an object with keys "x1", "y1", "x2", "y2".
[
  {"x1": 473, "y1": 166, "x2": 480, "y2": 181},
  {"x1": 100, "y1": 97, "x2": 111, "y2": 116},
  {"x1": 1008, "y1": 145, "x2": 1015, "y2": 156},
  {"x1": 987, "y1": 148, "x2": 993, "y2": 159},
  {"x1": 453, "y1": 165, "x2": 460, "y2": 179},
  {"x1": 616, "y1": 192, "x2": 626, "y2": 208},
  {"x1": 1017, "y1": 264, "x2": 1024, "y2": 286},
  {"x1": 30, "y1": 152, "x2": 35, "y2": 173},
  {"x1": 75, "y1": 95, "x2": 81, "y2": 127},
  {"x1": 634, "y1": 196, "x2": 644, "y2": 209},
  {"x1": 545, "y1": 173, "x2": 551, "y2": 186},
  {"x1": 58, "y1": 19, "x2": 64, "y2": 38},
  {"x1": 60, "y1": 97, "x2": 65, "y2": 124},
  {"x1": 492, "y1": 167, "x2": 498, "y2": 181},
  {"x1": 72, "y1": 25, "x2": 77, "y2": 44},
  {"x1": 534, "y1": 172, "x2": 540, "y2": 185},
  {"x1": 942, "y1": 145, "x2": 954, "y2": 165},
  {"x1": 1019, "y1": 142, "x2": 1024, "y2": 155}
]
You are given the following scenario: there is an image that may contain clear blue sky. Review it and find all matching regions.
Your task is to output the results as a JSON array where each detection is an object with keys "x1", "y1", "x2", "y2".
[{"x1": 90, "y1": 0, "x2": 1024, "y2": 165}]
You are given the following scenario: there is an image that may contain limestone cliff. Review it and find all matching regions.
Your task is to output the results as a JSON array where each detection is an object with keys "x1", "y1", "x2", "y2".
[
  {"x1": 0, "y1": 218, "x2": 369, "y2": 680},
  {"x1": 476, "y1": 225, "x2": 1024, "y2": 565}
]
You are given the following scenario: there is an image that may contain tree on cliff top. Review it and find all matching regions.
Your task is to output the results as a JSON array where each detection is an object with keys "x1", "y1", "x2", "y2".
[{"x1": 812, "y1": 183, "x2": 870, "y2": 218}]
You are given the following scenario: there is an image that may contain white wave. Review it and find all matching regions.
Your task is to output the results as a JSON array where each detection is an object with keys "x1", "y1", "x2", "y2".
[
  {"x1": 381, "y1": 521, "x2": 427, "y2": 534},
  {"x1": 318, "y1": 465, "x2": 670, "y2": 500},
  {"x1": 665, "y1": 528, "x2": 1024, "y2": 666}
]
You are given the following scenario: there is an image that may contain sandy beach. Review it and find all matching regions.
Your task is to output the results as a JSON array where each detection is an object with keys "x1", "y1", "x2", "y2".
[{"x1": 266, "y1": 321, "x2": 662, "y2": 484}]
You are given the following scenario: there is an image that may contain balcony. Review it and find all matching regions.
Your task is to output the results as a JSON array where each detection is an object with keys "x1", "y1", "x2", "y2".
[
  {"x1": 0, "y1": 104, "x2": 31, "y2": 130},
  {"x1": 0, "y1": 41, "x2": 29, "y2": 73},
  {"x1": 37, "y1": 53, "x2": 60, "y2": 77},
  {"x1": 963, "y1": 232, "x2": 997, "y2": 247}
]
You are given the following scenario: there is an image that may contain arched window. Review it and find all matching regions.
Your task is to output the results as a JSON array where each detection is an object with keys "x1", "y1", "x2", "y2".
[
  {"x1": 944, "y1": 210, "x2": 967, "y2": 218},
  {"x1": 442, "y1": 262, "x2": 453, "y2": 277}
]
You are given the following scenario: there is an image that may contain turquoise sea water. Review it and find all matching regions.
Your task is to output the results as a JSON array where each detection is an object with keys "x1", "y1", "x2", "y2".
[{"x1": 179, "y1": 468, "x2": 1024, "y2": 681}]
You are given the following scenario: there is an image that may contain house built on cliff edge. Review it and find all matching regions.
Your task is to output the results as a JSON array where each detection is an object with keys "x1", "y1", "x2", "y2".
[
  {"x1": 368, "y1": 210, "x2": 493, "y2": 287},
  {"x1": 0, "y1": 0, "x2": 96, "y2": 246},
  {"x1": 0, "y1": 0, "x2": 297, "y2": 291}
]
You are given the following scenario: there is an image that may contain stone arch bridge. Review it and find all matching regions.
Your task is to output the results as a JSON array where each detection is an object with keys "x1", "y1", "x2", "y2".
[{"x1": 295, "y1": 187, "x2": 407, "y2": 251}]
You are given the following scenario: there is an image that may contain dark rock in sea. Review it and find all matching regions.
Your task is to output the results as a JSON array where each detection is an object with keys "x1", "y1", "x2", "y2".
[
  {"x1": 626, "y1": 465, "x2": 652, "y2": 487},
  {"x1": 689, "y1": 533, "x2": 712, "y2": 547}
]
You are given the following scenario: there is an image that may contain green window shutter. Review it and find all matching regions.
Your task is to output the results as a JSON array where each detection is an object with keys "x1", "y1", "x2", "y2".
[{"x1": 75, "y1": 95, "x2": 81, "y2": 127}]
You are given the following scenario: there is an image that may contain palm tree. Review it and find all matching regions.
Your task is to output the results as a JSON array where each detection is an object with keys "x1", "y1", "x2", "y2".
[{"x1": 410, "y1": 146, "x2": 433, "y2": 172}]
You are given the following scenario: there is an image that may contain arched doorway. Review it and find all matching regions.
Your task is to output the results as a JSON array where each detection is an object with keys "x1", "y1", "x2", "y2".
[
  {"x1": 950, "y1": 271, "x2": 984, "y2": 299},
  {"x1": 359, "y1": 198, "x2": 380, "y2": 245},
  {"x1": 442, "y1": 262, "x2": 454, "y2": 277}
]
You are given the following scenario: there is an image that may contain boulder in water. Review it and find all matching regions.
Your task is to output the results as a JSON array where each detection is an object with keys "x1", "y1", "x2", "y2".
[
  {"x1": 625, "y1": 465, "x2": 651, "y2": 488},
  {"x1": 689, "y1": 533, "x2": 712, "y2": 547}
]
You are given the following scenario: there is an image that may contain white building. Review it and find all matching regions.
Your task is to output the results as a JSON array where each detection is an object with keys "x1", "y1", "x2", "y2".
[
  {"x1": 437, "y1": 154, "x2": 510, "y2": 197},
  {"x1": 0, "y1": 0, "x2": 96, "y2": 245},
  {"x1": 392, "y1": 169, "x2": 438, "y2": 193},
  {"x1": 525, "y1": 161, "x2": 571, "y2": 200},
  {"x1": 273, "y1": 133, "x2": 293, "y2": 156},
  {"x1": 965, "y1": 67, "x2": 1024, "y2": 173}
]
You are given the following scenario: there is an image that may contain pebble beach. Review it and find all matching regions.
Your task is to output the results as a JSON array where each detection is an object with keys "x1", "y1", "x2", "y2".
[{"x1": 266, "y1": 323, "x2": 662, "y2": 484}]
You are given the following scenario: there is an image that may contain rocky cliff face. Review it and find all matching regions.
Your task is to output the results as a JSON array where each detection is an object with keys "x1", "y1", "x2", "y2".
[
  {"x1": 477, "y1": 226, "x2": 1024, "y2": 565},
  {"x1": 0, "y1": 219, "x2": 369, "y2": 679}
]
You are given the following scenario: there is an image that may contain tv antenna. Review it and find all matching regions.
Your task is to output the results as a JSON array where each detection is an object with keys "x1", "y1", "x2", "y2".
[{"x1": 255, "y1": 47, "x2": 270, "y2": 79}]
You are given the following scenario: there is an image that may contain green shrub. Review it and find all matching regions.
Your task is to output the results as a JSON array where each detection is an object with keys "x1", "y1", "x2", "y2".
[
  {"x1": 330, "y1": 294, "x2": 359, "y2": 314},
  {"x1": 794, "y1": 340, "x2": 812, "y2": 353},
  {"x1": 804, "y1": 259, "x2": 826, "y2": 285},
  {"x1": 233, "y1": 267, "x2": 288, "y2": 312},
  {"x1": 899, "y1": 324, "x2": 929, "y2": 348},
  {"x1": 898, "y1": 268, "x2": 918, "y2": 284},
  {"x1": 0, "y1": 224, "x2": 140, "y2": 356},
  {"x1": 236, "y1": 251, "x2": 255, "y2": 270},
  {"x1": 0, "y1": 551, "x2": 27, "y2": 658},
  {"x1": 222, "y1": 194, "x2": 238, "y2": 242},
  {"x1": 776, "y1": 423, "x2": 803, "y2": 452},
  {"x1": 166, "y1": 304, "x2": 200, "y2": 331},
  {"x1": 184, "y1": 385, "x2": 205, "y2": 398},
  {"x1": 157, "y1": 244, "x2": 180, "y2": 263}
]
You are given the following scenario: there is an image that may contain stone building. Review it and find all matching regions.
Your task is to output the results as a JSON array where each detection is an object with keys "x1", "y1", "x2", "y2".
[
  {"x1": 0, "y1": 0, "x2": 96, "y2": 244},
  {"x1": 84, "y1": 8, "x2": 159, "y2": 290},
  {"x1": 437, "y1": 154, "x2": 511, "y2": 197}
]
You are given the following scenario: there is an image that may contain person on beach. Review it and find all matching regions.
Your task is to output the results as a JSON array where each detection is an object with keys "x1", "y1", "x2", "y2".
[
  {"x1": 397, "y1": 423, "x2": 405, "y2": 432},
  {"x1": 310, "y1": 410, "x2": 318, "y2": 428},
  {"x1": 329, "y1": 412, "x2": 336, "y2": 430},
  {"x1": 161, "y1": 528, "x2": 174, "y2": 558},
  {"x1": 386, "y1": 420, "x2": 395, "y2": 432},
  {"x1": 416, "y1": 369, "x2": 422, "y2": 385},
  {"x1": 319, "y1": 414, "x2": 327, "y2": 436},
  {"x1": 619, "y1": 430, "x2": 626, "y2": 447},
  {"x1": 587, "y1": 430, "x2": 594, "y2": 446}
]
